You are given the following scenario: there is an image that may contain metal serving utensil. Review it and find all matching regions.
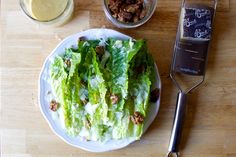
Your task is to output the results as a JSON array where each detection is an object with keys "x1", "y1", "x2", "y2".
[{"x1": 167, "y1": 0, "x2": 217, "y2": 156}]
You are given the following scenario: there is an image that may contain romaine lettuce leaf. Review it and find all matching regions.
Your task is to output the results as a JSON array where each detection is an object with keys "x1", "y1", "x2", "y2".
[
  {"x1": 126, "y1": 42, "x2": 154, "y2": 139},
  {"x1": 50, "y1": 50, "x2": 84, "y2": 133},
  {"x1": 86, "y1": 48, "x2": 109, "y2": 141},
  {"x1": 106, "y1": 38, "x2": 144, "y2": 110},
  {"x1": 50, "y1": 56, "x2": 72, "y2": 128},
  {"x1": 105, "y1": 39, "x2": 150, "y2": 140}
]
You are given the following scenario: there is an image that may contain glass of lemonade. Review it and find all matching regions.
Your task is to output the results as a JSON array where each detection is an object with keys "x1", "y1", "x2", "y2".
[{"x1": 19, "y1": 0, "x2": 74, "y2": 26}]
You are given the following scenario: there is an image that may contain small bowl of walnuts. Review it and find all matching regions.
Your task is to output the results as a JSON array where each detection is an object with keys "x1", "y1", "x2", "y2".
[{"x1": 103, "y1": 0, "x2": 157, "y2": 28}]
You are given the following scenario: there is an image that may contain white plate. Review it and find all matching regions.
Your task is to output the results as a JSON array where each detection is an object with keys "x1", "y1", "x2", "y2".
[{"x1": 38, "y1": 28, "x2": 161, "y2": 152}]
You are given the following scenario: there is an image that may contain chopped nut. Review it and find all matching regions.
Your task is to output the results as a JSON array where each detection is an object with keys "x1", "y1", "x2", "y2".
[
  {"x1": 118, "y1": 11, "x2": 133, "y2": 21},
  {"x1": 125, "y1": 6, "x2": 135, "y2": 13},
  {"x1": 139, "y1": 117, "x2": 144, "y2": 123},
  {"x1": 78, "y1": 36, "x2": 87, "y2": 41},
  {"x1": 95, "y1": 46, "x2": 105, "y2": 56},
  {"x1": 112, "y1": 13, "x2": 118, "y2": 18},
  {"x1": 134, "y1": 111, "x2": 139, "y2": 117},
  {"x1": 126, "y1": 0, "x2": 135, "y2": 4},
  {"x1": 135, "y1": 65, "x2": 145, "y2": 73},
  {"x1": 130, "y1": 111, "x2": 144, "y2": 124},
  {"x1": 124, "y1": 4, "x2": 140, "y2": 13},
  {"x1": 131, "y1": 95, "x2": 137, "y2": 99},
  {"x1": 118, "y1": 16, "x2": 126, "y2": 22},
  {"x1": 110, "y1": 94, "x2": 119, "y2": 104},
  {"x1": 135, "y1": 7, "x2": 142, "y2": 17},
  {"x1": 108, "y1": 0, "x2": 146, "y2": 23},
  {"x1": 120, "y1": 3, "x2": 127, "y2": 12},
  {"x1": 109, "y1": 4, "x2": 119, "y2": 14},
  {"x1": 64, "y1": 59, "x2": 71, "y2": 67},
  {"x1": 136, "y1": 0, "x2": 143, "y2": 5},
  {"x1": 133, "y1": 16, "x2": 139, "y2": 22},
  {"x1": 50, "y1": 100, "x2": 59, "y2": 111},
  {"x1": 150, "y1": 88, "x2": 159, "y2": 102},
  {"x1": 108, "y1": 0, "x2": 122, "y2": 13},
  {"x1": 139, "y1": 8, "x2": 146, "y2": 19},
  {"x1": 130, "y1": 115, "x2": 137, "y2": 124}
]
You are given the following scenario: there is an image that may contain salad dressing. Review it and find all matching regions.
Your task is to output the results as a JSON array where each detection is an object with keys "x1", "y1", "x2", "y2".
[{"x1": 29, "y1": 0, "x2": 68, "y2": 21}]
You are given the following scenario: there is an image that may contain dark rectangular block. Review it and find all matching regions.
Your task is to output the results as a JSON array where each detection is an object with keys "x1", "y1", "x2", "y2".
[{"x1": 180, "y1": 4, "x2": 214, "y2": 41}]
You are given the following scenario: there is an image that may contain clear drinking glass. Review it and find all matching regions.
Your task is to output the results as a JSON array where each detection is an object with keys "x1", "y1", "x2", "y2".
[{"x1": 19, "y1": 0, "x2": 74, "y2": 26}]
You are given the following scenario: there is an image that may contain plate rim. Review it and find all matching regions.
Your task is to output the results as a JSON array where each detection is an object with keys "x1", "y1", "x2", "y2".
[{"x1": 38, "y1": 28, "x2": 162, "y2": 152}]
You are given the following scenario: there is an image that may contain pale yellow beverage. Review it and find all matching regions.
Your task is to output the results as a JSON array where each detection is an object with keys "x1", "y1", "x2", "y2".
[
  {"x1": 20, "y1": 0, "x2": 74, "y2": 26},
  {"x1": 30, "y1": 0, "x2": 68, "y2": 21}
]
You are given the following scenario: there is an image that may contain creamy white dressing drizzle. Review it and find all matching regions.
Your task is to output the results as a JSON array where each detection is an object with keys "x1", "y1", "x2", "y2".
[
  {"x1": 85, "y1": 103, "x2": 99, "y2": 115},
  {"x1": 89, "y1": 75, "x2": 104, "y2": 88},
  {"x1": 100, "y1": 50, "x2": 110, "y2": 68},
  {"x1": 78, "y1": 87, "x2": 88, "y2": 101},
  {"x1": 113, "y1": 40, "x2": 123, "y2": 49},
  {"x1": 79, "y1": 127, "x2": 90, "y2": 139},
  {"x1": 83, "y1": 41, "x2": 90, "y2": 47},
  {"x1": 129, "y1": 39, "x2": 134, "y2": 49}
]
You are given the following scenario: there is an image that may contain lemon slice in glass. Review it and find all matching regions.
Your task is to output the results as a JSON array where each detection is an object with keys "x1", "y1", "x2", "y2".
[{"x1": 30, "y1": 0, "x2": 68, "y2": 21}]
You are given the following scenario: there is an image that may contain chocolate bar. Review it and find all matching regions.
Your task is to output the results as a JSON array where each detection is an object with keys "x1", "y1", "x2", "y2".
[{"x1": 180, "y1": 4, "x2": 214, "y2": 41}]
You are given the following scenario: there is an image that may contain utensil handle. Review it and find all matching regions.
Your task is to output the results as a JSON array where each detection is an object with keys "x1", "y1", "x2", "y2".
[{"x1": 167, "y1": 92, "x2": 188, "y2": 156}]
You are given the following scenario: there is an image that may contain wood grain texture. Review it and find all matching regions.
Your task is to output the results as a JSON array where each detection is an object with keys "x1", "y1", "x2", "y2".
[{"x1": 1, "y1": 0, "x2": 236, "y2": 157}]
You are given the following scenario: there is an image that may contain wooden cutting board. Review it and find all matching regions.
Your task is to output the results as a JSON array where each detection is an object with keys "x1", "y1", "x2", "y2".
[{"x1": 1, "y1": 0, "x2": 236, "y2": 157}]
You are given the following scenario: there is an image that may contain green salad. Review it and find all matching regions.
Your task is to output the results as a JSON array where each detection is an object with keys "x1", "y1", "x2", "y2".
[{"x1": 49, "y1": 38, "x2": 157, "y2": 142}]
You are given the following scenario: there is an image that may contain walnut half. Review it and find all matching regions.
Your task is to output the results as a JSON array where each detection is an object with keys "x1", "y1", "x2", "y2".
[
  {"x1": 95, "y1": 46, "x2": 105, "y2": 56},
  {"x1": 64, "y1": 59, "x2": 71, "y2": 67},
  {"x1": 130, "y1": 111, "x2": 144, "y2": 124},
  {"x1": 150, "y1": 88, "x2": 159, "y2": 102},
  {"x1": 50, "y1": 100, "x2": 59, "y2": 111}
]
